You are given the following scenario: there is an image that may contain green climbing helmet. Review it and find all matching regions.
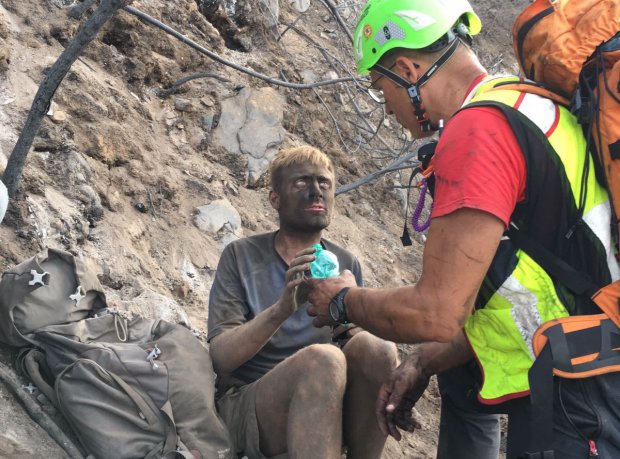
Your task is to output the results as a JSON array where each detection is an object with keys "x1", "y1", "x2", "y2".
[{"x1": 353, "y1": 0, "x2": 482, "y2": 74}]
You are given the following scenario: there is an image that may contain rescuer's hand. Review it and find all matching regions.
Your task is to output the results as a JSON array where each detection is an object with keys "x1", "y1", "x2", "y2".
[
  {"x1": 306, "y1": 270, "x2": 357, "y2": 327},
  {"x1": 376, "y1": 352, "x2": 428, "y2": 440}
]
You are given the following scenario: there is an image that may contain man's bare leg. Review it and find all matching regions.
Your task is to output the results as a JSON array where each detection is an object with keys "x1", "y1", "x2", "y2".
[
  {"x1": 342, "y1": 331, "x2": 399, "y2": 459},
  {"x1": 255, "y1": 343, "x2": 348, "y2": 459}
]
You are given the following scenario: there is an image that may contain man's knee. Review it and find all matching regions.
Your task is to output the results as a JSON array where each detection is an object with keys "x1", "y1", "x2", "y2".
[
  {"x1": 294, "y1": 343, "x2": 348, "y2": 386},
  {"x1": 281, "y1": 344, "x2": 347, "y2": 405},
  {"x1": 343, "y1": 331, "x2": 398, "y2": 378}
]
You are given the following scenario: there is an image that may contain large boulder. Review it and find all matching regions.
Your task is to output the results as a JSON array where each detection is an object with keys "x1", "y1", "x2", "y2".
[{"x1": 213, "y1": 87, "x2": 285, "y2": 185}]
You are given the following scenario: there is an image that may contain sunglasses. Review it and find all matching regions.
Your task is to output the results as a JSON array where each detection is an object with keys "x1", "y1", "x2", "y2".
[
  {"x1": 367, "y1": 63, "x2": 396, "y2": 104},
  {"x1": 367, "y1": 38, "x2": 461, "y2": 105}
]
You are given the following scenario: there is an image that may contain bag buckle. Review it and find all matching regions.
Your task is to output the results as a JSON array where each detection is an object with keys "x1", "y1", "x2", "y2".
[
  {"x1": 28, "y1": 269, "x2": 49, "y2": 287},
  {"x1": 69, "y1": 286, "x2": 86, "y2": 307},
  {"x1": 146, "y1": 345, "x2": 162, "y2": 370}
]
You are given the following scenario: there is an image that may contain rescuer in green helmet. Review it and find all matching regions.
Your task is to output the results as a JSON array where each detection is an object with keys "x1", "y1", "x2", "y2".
[
  {"x1": 354, "y1": 0, "x2": 481, "y2": 134},
  {"x1": 352, "y1": 3, "x2": 500, "y2": 457},
  {"x1": 307, "y1": 0, "x2": 620, "y2": 458}
]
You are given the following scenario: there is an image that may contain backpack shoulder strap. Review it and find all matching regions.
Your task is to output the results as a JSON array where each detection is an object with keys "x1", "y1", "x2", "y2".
[
  {"x1": 506, "y1": 225, "x2": 599, "y2": 297},
  {"x1": 488, "y1": 81, "x2": 571, "y2": 107}
]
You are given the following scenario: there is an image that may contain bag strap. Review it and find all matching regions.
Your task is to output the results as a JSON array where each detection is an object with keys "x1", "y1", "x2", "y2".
[
  {"x1": 525, "y1": 341, "x2": 556, "y2": 459},
  {"x1": 591, "y1": 281, "x2": 620, "y2": 329},
  {"x1": 507, "y1": 224, "x2": 620, "y2": 456},
  {"x1": 149, "y1": 401, "x2": 195, "y2": 459},
  {"x1": 489, "y1": 81, "x2": 570, "y2": 107},
  {"x1": 106, "y1": 373, "x2": 179, "y2": 456},
  {"x1": 533, "y1": 315, "x2": 620, "y2": 376},
  {"x1": 21, "y1": 349, "x2": 58, "y2": 407},
  {"x1": 527, "y1": 315, "x2": 620, "y2": 458},
  {"x1": 506, "y1": 225, "x2": 599, "y2": 297}
]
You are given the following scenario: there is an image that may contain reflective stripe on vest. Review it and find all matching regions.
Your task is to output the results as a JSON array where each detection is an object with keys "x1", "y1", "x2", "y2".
[{"x1": 461, "y1": 77, "x2": 618, "y2": 403}]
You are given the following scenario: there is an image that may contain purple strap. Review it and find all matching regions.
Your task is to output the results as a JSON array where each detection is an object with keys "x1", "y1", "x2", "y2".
[{"x1": 412, "y1": 179, "x2": 433, "y2": 232}]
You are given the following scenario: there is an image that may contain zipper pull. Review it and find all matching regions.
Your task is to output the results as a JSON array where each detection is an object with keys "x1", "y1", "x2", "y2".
[{"x1": 588, "y1": 439, "x2": 599, "y2": 458}]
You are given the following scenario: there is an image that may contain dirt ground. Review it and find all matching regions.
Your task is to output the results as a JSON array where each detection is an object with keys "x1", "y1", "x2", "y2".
[{"x1": 0, "y1": 0, "x2": 529, "y2": 457}]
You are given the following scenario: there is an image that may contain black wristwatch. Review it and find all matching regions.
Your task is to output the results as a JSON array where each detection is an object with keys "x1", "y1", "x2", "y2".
[{"x1": 328, "y1": 287, "x2": 350, "y2": 324}]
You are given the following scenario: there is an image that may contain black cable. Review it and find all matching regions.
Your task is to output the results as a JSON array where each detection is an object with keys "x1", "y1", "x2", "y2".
[{"x1": 122, "y1": 6, "x2": 358, "y2": 90}]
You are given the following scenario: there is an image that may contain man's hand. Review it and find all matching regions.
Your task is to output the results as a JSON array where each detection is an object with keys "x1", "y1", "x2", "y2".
[
  {"x1": 376, "y1": 353, "x2": 429, "y2": 440},
  {"x1": 306, "y1": 270, "x2": 357, "y2": 327},
  {"x1": 276, "y1": 247, "x2": 316, "y2": 317}
]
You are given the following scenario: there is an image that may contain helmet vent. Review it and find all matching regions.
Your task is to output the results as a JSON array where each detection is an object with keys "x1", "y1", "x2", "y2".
[{"x1": 375, "y1": 21, "x2": 406, "y2": 46}]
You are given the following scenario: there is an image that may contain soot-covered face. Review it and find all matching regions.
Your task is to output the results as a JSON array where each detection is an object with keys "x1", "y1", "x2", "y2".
[{"x1": 270, "y1": 163, "x2": 335, "y2": 234}]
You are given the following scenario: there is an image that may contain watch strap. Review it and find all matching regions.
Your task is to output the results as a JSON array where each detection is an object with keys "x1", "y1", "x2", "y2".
[{"x1": 333, "y1": 287, "x2": 350, "y2": 324}]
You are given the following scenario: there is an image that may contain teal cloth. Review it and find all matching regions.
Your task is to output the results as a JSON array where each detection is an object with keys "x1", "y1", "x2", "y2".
[{"x1": 310, "y1": 244, "x2": 339, "y2": 278}]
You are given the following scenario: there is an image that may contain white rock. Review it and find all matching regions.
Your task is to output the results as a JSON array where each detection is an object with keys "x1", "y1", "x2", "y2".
[
  {"x1": 300, "y1": 69, "x2": 317, "y2": 84},
  {"x1": 325, "y1": 70, "x2": 339, "y2": 80},
  {"x1": 218, "y1": 231, "x2": 240, "y2": 251},
  {"x1": 194, "y1": 198, "x2": 242, "y2": 235},
  {"x1": 289, "y1": 0, "x2": 310, "y2": 13},
  {"x1": 212, "y1": 88, "x2": 285, "y2": 185},
  {"x1": 50, "y1": 109, "x2": 67, "y2": 123}
]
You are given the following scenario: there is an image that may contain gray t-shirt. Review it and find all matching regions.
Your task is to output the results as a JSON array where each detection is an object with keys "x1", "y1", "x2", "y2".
[{"x1": 208, "y1": 231, "x2": 363, "y2": 390}]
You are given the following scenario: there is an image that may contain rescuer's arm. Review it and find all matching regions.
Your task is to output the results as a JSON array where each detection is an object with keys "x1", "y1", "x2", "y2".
[{"x1": 308, "y1": 208, "x2": 505, "y2": 343}]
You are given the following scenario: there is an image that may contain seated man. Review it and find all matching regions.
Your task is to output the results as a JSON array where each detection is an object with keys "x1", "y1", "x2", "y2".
[{"x1": 207, "y1": 145, "x2": 398, "y2": 459}]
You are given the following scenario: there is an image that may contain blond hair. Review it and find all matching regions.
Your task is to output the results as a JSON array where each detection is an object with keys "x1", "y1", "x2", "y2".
[{"x1": 269, "y1": 146, "x2": 335, "y2": 192}]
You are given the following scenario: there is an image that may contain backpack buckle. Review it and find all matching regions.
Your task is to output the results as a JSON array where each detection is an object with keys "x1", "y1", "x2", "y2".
[
  {"x1": 28, "y1": 269, "x2": 49, "y2": 287},
  {"x1": 69, "y1": 286, "x2": 86, "y2": 307},
  {"x1": 146, "y1": 345, "x2": 162, "y2": 370}
]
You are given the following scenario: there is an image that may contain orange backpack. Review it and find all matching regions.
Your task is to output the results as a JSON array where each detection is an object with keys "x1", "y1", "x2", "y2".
[
  {"x1": 504, "y1": 2, "x2": 620, "y2": 455},
  {"x1": 509, "y1": 0, "x2": 620, "y2": 328},
  {"x1": 513, "y1": 0, "x2": 620, "y2": 245}
]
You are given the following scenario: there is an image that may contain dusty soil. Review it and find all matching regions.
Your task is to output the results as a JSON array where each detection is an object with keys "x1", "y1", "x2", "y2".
[{"x1": 0, "y1": 0, "x2": 528, "y2": 457}]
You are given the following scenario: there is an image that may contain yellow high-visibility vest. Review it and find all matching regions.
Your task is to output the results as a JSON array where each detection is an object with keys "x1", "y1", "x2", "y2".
[{"x1": 457, "y1": 76, "x2": 619, "y2": 403}]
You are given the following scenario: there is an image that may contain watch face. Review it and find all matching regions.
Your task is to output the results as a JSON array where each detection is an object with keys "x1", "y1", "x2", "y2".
[{"x1": 328, "y1": 300, "x2": 340, "y2": 323}]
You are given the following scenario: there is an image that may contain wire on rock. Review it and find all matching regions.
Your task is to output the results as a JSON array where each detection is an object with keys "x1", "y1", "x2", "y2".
[
  {"x1": 121, "y1": 5, "x2": 417, "y2": 196},
  {"x1": 156, "y1": 72, "x2": 231, "y2": 97},
  {"x1": 3, "y1": 0, "x2": 132, "y2": 196},
  {"x1": 122, "y1": 6, "x2": 358, "y2": 90},
  {"x1": 278, "y1": 21, "x2": 398, "y2": 157}
]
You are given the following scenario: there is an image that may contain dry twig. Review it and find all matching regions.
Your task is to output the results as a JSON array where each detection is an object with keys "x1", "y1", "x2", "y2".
[
  {"x1": 336, "y1": 149, "x2": 420, "y2": 196},
  {"x1": 318, "y1": 0, "x2": 354, "y2": 43}
]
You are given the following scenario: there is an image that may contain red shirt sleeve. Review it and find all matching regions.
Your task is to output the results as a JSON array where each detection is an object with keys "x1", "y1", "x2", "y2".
[{"x1": 431, "y1": 106, "x2": 527, "y2": 227}]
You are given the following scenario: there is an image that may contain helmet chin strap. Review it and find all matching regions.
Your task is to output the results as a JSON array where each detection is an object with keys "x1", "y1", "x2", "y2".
[{"x1": 373, "y1": 38, "x2": 461, "y2": 132}]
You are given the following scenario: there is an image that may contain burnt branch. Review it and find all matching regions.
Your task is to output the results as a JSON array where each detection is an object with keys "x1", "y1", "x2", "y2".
[
  {"x1": 319, "y1": 0, "x2": 354, "y2": 43},
  {"x1": 2, "y1": 0, "x2": 134, "y2": 196}
]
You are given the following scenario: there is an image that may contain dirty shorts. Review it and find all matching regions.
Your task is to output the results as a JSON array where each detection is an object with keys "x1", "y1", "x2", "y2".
[{"x1": 216, "y1": 380, "x2": 265, "y2": 459}]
